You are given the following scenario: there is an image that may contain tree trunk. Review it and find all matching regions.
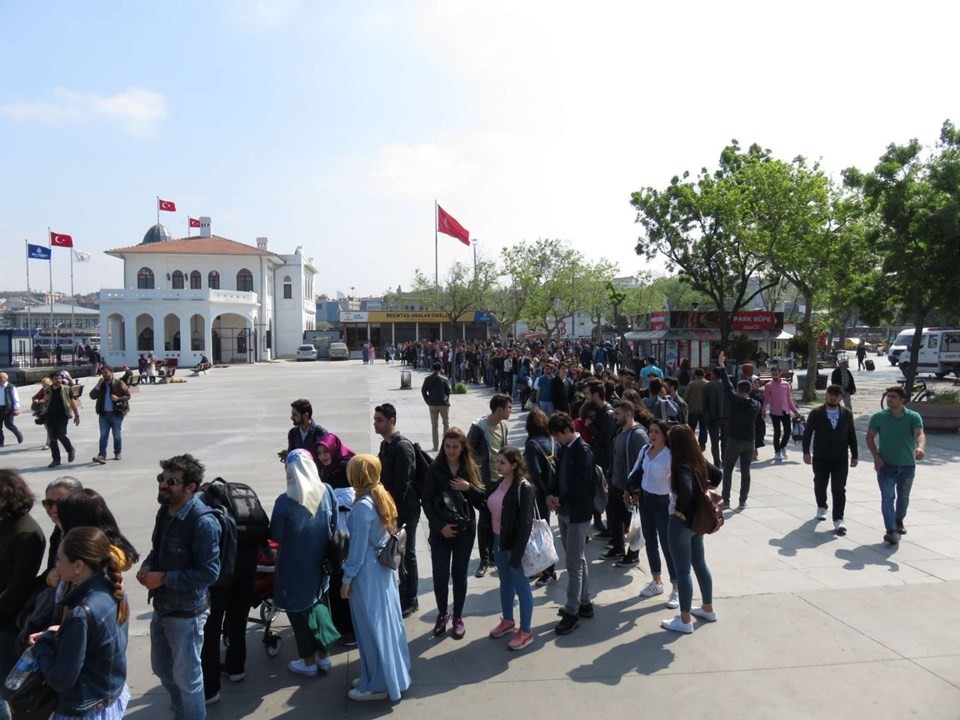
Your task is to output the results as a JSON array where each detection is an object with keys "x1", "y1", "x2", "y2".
[
  {"x1": 802, "y1": 294, "x2": 818, "y2": 403},
  {"x1": 902, "y1": 304, "x2": 927, "y2": 397}
]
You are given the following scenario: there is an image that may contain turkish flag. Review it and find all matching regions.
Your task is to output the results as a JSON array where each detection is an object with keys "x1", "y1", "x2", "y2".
[
  {"x1": 158, "y1": 198, "x2": 176, "y2": 212},
  {"x1": 50, "y1": 232, "x2": 73, "y2": 248},
  {"x1": 189, "y1": 217, "x2": 201, "y2": 228},
  {"x1": 437, "y1": 205, "x2": 470, "y2": 246}
]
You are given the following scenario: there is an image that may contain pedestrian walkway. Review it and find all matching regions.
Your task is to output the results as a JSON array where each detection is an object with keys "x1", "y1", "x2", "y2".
[{"x1": 6, "y1": 359, "x2": 958, "y2": 718}]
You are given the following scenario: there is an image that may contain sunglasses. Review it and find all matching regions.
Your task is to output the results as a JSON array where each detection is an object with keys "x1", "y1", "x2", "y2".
[
  {"x1": 156, "y1": 473, "x2": 183, "y2": 487},
  {"x1": 41, "y1": 499, "x2": 57, "y2": 509}
]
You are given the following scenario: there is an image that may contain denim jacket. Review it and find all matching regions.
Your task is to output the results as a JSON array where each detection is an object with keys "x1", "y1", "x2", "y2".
[
  {"x1": 33, "y1": 574, "x2": 128, "y2": 717},
  {"x1": 143, "y1": 496, "x2": 221, "y2": 615}
]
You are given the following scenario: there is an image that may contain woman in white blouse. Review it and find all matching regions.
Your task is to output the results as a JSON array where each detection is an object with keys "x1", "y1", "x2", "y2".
[{"x1": 625, "y1": 419, "x2": 679, "y2": 608}]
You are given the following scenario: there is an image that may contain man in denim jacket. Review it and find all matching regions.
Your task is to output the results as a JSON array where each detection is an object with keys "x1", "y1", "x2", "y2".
[{"x1": 137, "y1": 454, "x2": 220, "y2": 720}]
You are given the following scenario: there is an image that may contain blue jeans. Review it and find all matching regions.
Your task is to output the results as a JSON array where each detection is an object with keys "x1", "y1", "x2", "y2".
[
  {"x1": 151, "y1": 609, "x2": 209, "y2": 720},
  {"x1": 667, "y1": 515, "x2": 712, "y2": 614},
  {"x1": 638, "y1": 491, "x2": 675, "y2": 582},
  {"x1": 98, "y1": 413, "x2": 123, "y2": 457},
  {"x1": 877, "y1": 463, "x2": 916, "y2": 531},
  {"x1": 492, "y1": 535, "x2": 533, "y2": 633},
  {"x1": 538, "y1": 400, "x2": 554, "y2": 416}
]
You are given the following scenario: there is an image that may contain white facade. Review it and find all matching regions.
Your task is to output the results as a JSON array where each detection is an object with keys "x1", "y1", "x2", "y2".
[{"x1": 99, "y1": 225, "x2": 317, "y2": 367}]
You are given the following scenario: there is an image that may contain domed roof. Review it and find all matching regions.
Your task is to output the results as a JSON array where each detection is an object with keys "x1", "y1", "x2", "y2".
[{"x1": 142, "y1": 223, "x2": 173, "y2": 245}]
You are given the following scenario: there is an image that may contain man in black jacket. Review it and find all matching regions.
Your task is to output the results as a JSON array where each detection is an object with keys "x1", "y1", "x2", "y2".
[
  {"x1": 546, "y1": 412, "x2": 596, "y2": 636},
  {"x1": 89, "y1": 366, "x2": 131, "y2": 464},
  {"x1": 830, "y1": 358, "x2": 857, "y2": 412},
  {"x1": 584, "y1": 380, "x2": 615, "y2": 534},
  {"x1": 421, "y1": 362, "x2": 451, "y2": 451},
  {"x1": 702, "y1": 367, "x2": 730, "y2": 467},
  {"x1": 718, "y1": 352, "x2": 760, "y2": 510},
  {"x1": 802, "y1": 384, "x2": 858, "y2": 536},
  {"x1": 281, "y1": 399, "x2": 327, "y2": 465},
  {"x1": 374, "y1": 403, "x2": 420, "y2": 617}
]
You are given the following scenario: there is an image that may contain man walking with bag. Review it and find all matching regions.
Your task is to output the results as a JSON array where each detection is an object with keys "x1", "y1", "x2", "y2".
[
  {"x1": 0, "y1": 373, "x2": 24, "y2": 448},
  {"x1": 421, "y1": 363, "x2": 451, "y2": 452},
  {"x1": 89, "y1": 366, "x2": 131, "y2": 464}
]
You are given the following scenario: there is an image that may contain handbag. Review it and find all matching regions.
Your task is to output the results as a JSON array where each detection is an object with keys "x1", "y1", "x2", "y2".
[
  {"x1": 371, "y1": 525, "x2": 407, "y2": 571},
  {"x1": 435, "y1": 490, "x2": 473, "y2": 534},
  {"x1": 521, "y1": 505, "x2": 559, "y2": 577},
  {"x1": 4, "y1": 605, "x2": 94, "y2": 720},
  {"x1": 626, "y1": 506, "x2": 646, "y2": 552},
  {"x1": 689, "y1": 474, "x2": 725, "y2": 536}
]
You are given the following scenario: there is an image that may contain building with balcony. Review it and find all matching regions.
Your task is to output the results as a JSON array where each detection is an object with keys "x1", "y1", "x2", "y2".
[{"x1": 99, "y1": 219, "x2": 317, "y2": 367}]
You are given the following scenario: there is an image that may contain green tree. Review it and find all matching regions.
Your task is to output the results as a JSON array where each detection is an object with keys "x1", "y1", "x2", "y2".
[
  {"x1": 844, "y1": 120, "x2": 960, "y2": 391},
  {"x1": 631, "y1": 142, "x2": 781, "y2": 349},
  {"x1": 409, "y1": 259, "x2": 499, "y2": 322}
]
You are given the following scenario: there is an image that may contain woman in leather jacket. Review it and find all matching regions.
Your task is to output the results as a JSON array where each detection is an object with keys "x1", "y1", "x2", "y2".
[
  {"x1": 421, "y1": 428, "x2": 485, "y2": 640},
  {"x1": 486, "y1": 447, "x2": 536, "y2": 651}
]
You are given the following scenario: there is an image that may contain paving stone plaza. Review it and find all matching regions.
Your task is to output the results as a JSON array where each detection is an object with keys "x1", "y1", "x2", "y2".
[{"x1": 5, "y1": 359, "x2": 960, "y2": 719}]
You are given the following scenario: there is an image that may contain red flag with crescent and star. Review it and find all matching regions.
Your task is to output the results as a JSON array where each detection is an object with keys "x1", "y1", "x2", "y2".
[
  {"x1": 189, "y1": 217, "x2": 201, "y2": 228},
  {"x1": 50, "y1": 232, "x2": 73, "y2": 248},
  {"x1": 437, "y1": 205, "x2": 470, "y2": 246},
  {"x1": 158, "y1": 198, "x2": 177, "y2": 212}
]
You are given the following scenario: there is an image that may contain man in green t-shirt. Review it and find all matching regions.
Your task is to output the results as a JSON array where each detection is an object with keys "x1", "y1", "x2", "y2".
[{"x1": 866, "y1": 385, "x2": 926, "y2": 545}]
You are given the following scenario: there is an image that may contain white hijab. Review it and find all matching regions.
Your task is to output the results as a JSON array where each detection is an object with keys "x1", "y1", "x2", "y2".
[{"x1": 285, "y1": 449, "x2": 326, "y2": 518}]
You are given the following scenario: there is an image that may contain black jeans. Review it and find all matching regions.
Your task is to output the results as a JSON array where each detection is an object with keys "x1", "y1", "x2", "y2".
[
  {"x1": 707, "y1": 417, "x2": 728, "y2": 467},
  {"x1": 398, "y1": 512, "x2": 420, "y2": 609},
  {"x1": 45, "y1": 417, "x2": 74, "y2": 462},
  {"x1": 0, "y1": 410, "x2": 23, "y2": 445},
  {"x1": 476, "y1": 506, "x2": 494, "y2": 567},
  {"x1": 606, "y1": 487, "x2": 629, "y2": 555},
  {"x1": 813, "y1": 459, "x2": 849, "y2": 520},
  {"x1": 771, "y1": 414, "x2": 792, "y2": 452},
  {"x1": 429, "y1": 526, "x2": 475, "y2": 619},
  {"x1": 687, "y1": 413, "x2": 707, "y2": 450},
  {"x1": 201, "y1": 542, "x2": 258, "y2": 697},
  {"x1": 637, "y1": 491, "x2": 675, "y2": 581},
  {"x1": 722, "y1": 438, "x2": 755, "y2": 505}
]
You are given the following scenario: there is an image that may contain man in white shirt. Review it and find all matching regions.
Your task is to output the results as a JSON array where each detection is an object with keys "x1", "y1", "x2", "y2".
[{"x1": 0, "y1": 373, "x2": 24, "y2": 447}]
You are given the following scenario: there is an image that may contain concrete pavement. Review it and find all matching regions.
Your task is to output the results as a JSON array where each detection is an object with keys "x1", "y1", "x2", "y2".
[{"x1": 3, "y1": 359, "x2": 959, "y2": 719}]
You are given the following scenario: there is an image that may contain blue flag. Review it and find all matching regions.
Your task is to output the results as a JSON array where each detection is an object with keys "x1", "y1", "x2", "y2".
[{"x1": 27, "y1": 244, "x2": 51, "y2": 260}]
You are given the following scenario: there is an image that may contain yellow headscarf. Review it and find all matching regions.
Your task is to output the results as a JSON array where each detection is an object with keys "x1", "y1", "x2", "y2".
[{"x1": 346, "y1": 454, "x2": 397, "y2": 533}]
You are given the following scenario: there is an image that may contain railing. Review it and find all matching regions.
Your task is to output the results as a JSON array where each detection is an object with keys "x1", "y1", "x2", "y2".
[{"x1": 99, "y1": 289, "x2": 258, "y2": 305}]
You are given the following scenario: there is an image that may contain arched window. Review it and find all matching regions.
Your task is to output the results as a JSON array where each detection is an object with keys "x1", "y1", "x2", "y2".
[
  {"x1": 283, "y1": 275, "x2": 293, "y2": 300},
  {"x1": 190, "y1": 271, "x2": 201, "y2": 289},
  {"x1": 137, "y1": 267, "x2": 155, "y2": 289},
  {"x1": 172, "y1": 270, "x2": 184, "y2": 289},
  {"x1": 208, "y1": 271, "x2": 220, "y2": 289},
  {"x1": 137, "y1": 327, "x2": 153, "y2": 351},
  {"x1": 237, "y1": 269, "x2": 253, "y2": 292}
]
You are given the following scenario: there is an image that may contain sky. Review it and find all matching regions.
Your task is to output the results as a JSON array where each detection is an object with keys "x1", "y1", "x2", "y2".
[{"x1": 2, "y1": 0, "x2": 958, "y2": 298}]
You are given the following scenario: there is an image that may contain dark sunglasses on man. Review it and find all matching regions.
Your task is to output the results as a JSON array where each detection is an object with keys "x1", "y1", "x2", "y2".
[{"x1": 156, "y1": 473, "x2": 183, "y2": 487}]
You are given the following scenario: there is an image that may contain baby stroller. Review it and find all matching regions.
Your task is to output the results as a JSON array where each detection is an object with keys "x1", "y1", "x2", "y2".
[{"x1": 248, "y1": 540, "x2": 282, "y2": 657}]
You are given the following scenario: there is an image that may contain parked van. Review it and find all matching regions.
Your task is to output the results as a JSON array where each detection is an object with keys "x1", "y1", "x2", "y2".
[{"x1": 889, "y1": 328, "x2": 960, "y2": 378}]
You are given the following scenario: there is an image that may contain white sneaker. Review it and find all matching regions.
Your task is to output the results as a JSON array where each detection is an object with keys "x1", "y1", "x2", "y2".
[
  {"x1": 691, "y1": 607, "x2": 718, "y2": 622},
  {"x1": 774, "y1": 450, "x2": 782, "y2": 461},
  {"x1": 834, "y1": 519, "x2": 847, "y2": 536},
  {"x1": 666, "y1": 589, "x2": 680, "y2": 609},
  {"x1": 314, "y1": 655, "x2": 333, "y2": 672},
  {"x1": 288, "y1": 659, "x2": 318, "y2": 676},
  {"x1": 639, "y1": 580, "x2": 665, "y2": 598},
  {"x1": 348, "y1": 688, "x2": 389, "y2": 702},
  {"x1": 661, "y1": 615, "x2": 694, "y2": 634},
  {"x1": 816, "y1": 507, "x2": 828, "y2": 521},
  {"x1": 781, "y1": 447, "x2": 789, "y2": 460}
]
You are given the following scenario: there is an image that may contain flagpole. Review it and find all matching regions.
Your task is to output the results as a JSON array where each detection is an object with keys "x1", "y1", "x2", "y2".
[
  {"x1": 434, "y1": 200, "x2": 439, "y2": 293},
  {"x1": 156, "y1": 196, "x2": 160, "y2": 226},
  {"x1": 25, "y1": 240, "x2": 33, "y2": 357},
  {"x1": 47, "y1": 228, "x2": 54, "y2": 359},
  {"x1": 69, "y1": 247, "x2": 76, "y2": 354}
]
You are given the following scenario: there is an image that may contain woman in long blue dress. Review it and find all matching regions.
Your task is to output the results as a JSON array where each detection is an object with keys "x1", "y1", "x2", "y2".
[
  {"x1": 270, "y1": 448, "x2": 338, "y2": 677},
  {"x1": 340, "y1": 454, "x2": 411, "y2": 702}
]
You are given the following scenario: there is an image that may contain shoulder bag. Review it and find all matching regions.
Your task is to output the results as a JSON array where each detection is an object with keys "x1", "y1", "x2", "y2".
[{"x1": 521, "y1": 504, "x2": 559, "y2": 577}]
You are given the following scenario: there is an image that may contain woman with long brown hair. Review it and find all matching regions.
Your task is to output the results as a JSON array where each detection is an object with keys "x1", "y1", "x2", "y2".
[
  {"x1": 662, "y1": 425, "x2": 720, "y2": 634},
  {"x1": 421, "y1": 427, "x2": 485, "y2": 640},
  {"x1": 487, "y1": 447, "x2": 536, "y2": 651},
  {"x1": 31, "y1": 526, "x2": 131, "y2": 719},
  {"x1": 340, "y1": 455, "x2": 411, "y2": 702}
]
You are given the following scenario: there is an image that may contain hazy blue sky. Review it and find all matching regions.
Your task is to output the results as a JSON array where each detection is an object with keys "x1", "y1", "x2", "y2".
[{"x1": 3, "y1": 1, "x2": 957, "y2": 296}]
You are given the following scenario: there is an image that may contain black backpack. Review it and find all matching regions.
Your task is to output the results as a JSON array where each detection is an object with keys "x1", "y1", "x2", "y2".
[
  {"x1": 201, "y1": 477, "x2": 270, "y2": 546},
  {"x1": 412, "y1": 443, "x2": 433, "y2": 496},
  {"x1": 199, "y1": 506, "x2": 237, "y2": 589}
]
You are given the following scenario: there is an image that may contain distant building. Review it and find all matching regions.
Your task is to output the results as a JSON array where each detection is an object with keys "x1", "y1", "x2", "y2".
[
  {"x1": 98, "y1": 219, "x2": 317, "y2": 366},
  {"x1": 3, "y1": 303, "x2": 100, "y2": 332}
]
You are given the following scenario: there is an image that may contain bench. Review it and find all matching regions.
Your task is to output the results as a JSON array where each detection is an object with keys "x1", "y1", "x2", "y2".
[
  {"x1": 757, "y1": 371, "x2": 794, "y2": 386},
  {"x1": 127, "y1": 374, "x2": 141, "y2": 386},
  {"x1": 191, "y1": 362, "x2": 212, "y2": 376}
]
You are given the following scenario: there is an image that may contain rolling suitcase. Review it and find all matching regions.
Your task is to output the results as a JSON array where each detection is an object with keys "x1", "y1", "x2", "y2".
[{"x1": 864, "y1": 359, "x2": 875, "y2": 371}]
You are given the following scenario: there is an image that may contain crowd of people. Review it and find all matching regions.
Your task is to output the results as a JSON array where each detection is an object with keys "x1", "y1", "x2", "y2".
[{"x1": 0, "y1": 336, "x2": 927, "y2": 716}]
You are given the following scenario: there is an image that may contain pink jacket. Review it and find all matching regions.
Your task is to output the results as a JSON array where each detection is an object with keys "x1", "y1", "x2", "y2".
[{"x1": 762, "y1": 380, "x2": 798, "y2": 416}]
